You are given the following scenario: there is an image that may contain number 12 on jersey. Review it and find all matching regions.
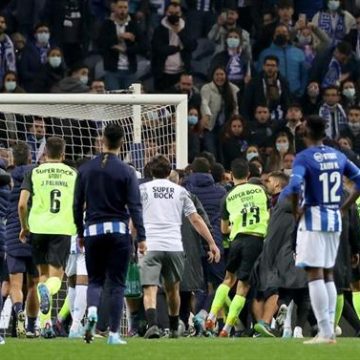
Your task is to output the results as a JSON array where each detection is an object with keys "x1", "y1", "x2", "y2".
[{"x1": 319, "y1": 172, "x2": 341, "y2": 204}]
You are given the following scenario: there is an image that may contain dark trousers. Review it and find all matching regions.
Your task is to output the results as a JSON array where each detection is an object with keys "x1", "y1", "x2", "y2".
[{"x1": 85, "y1": 233, "x2": 131, "y2": 333}]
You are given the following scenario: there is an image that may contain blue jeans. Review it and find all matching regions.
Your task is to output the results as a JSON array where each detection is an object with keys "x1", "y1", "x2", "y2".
[{"x1": 105, "y1": 70, "x2": 135, "y2": 91}]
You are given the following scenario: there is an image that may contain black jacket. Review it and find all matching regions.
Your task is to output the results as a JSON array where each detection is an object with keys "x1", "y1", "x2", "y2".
[
  {"x1": 99, "y1": 18, "x2": 147, "y2": 73},
  {"x1": 30, "y1": 63, "x2": 66, "y2": 93},
  {"x1": 151, "y1": 22, "x2": 197, "y2": 80}
]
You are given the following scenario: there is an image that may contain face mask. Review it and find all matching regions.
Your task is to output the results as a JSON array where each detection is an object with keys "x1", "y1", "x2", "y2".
[
  {"x1": 283, "y1": 168, "x2": 292, "y2": 176},
  {"x1": 308, "y1": 87, "x2": 319, "y2": 98},
  {"x1": 5, "y1": 81, "x2": 16, "y2": 92},
  {"x1": 226, "y1": 37, "x2": 240, "y2": 49},
  {"x1": 80, "y1": 75, "x2": 88, "y2": 85},
  {"x1": 167, "y1": 15, "x2": 180, "y2": 25},
  {"x1": 342, "y1": 88, "x2": 356, "y2": 100},
  {"x1": 188, "y1": 115, "x2": 198, "y2": 125},
  {"x1": 48, "y1": 56, "x2": 61, "y2": 68},
  {"x1": 274, "y1": 34, "x2": 288, "y2": 47},
  {"x1": 276, "y1": 142, "x2": 289, "y2": 153},
  {"x1": 36, "y1": 32, "x2": 50, "y2": 44},
  {"x1": 298, "y1": 34, "x2": 312, "y2": 46},
  {"x1": 328, "y1": 0, "x2": 340, "y2": 11},
  {"x1": 349, "y1": 122, "x2": 360, "y2": 134},
  {"x1": 246, "y1": 152, "x2": 259, "y2": 162}
]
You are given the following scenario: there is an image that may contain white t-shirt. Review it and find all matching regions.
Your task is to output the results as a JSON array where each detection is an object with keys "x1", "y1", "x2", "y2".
[{"x1": 140, "y1": 178, "x2": 196, "y2": 251}]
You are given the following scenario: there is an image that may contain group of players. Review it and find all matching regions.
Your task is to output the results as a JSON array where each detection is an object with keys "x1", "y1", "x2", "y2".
[{"x1": 1, "y1": 114, "x2": 360, "y2": 345}]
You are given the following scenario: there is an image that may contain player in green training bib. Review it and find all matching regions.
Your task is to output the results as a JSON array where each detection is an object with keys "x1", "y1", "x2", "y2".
[
  {"x1": 18, "y1": 137, "x2": 77, "y2": 338},
  {"x1": 205, "y1": 159, "x2": 269, "y2": 337}
]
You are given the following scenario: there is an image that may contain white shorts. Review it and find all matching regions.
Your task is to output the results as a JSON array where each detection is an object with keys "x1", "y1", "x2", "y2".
[
  {"x1": 65, "y1": 253, "x2": 87, "y2": 277},
  {"x1": 295, "y1": 229, "x2": 340, "y2": 269}
]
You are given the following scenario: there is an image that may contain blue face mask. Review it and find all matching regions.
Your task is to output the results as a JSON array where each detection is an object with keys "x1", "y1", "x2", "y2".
[
  {"x1": 188, "y1": 115, "x2": 198, "y2": 125},
  {"x1": 226, "y1": 37, "x2": 240, "y2": 49}
]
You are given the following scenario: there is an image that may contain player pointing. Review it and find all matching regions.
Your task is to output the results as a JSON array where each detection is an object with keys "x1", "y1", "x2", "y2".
[{"x1": 282, "y1": 115, "x2": 360, "y2": 344}]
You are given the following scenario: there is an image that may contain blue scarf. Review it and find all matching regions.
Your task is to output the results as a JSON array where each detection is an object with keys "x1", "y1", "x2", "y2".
[
  {"x1": 321, "y1": 57, "x2": 341, "y2": 88},
  {"x1": 318, "y1": 11, "x2": 345, "y2": 44},
  {"x1": 0, "y1": 35, "x2": 16, "y2": 87},
  {"x1": 319, "y1": 103, "x2": 347, "y2": 139}
]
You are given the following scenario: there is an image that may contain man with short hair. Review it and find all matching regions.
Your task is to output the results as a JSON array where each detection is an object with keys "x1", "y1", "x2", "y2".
[
  {"x1": 73, "y1": 123, "x2": 146, "y2": 345},
  {"x1": 26, "y1": 117, "x2": 46, "y2": 163},
  {"x1": 206, "y1": 159, "x2": 270, "y2": 337},
  {"x1": 18, "y1": 137, "x2": 78, "y2": 338},
  {"x1": 89, "y1": 80, "x2": 106, "y2": 94},
  {"x1": 6, "y1": 142, "x2": 39, "y2": 338},
  {"x1": 341, "y1": 105, "x2": 360, "y2": 154},
  {"x1": 169, "y1": 73, "x2": 201, "y2": 110},
  {"x1": 139, "y1": 155, "x2": 220, "y2": 339},
  {"x1": 51, "y1": 63, "x2": 89, "y2": 93}
]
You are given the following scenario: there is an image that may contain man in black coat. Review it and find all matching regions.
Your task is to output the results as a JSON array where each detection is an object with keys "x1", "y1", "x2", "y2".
[
  {"x1": 151, "y1": 2, "x2": 197, "y2": 92},
  {"x1": 99, "y1": 0, "x2": 148, "y2": 90}
]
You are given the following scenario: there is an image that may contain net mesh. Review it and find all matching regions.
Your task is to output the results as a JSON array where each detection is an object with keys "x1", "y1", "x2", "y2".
[{"x1": 0, "y1": 103, "x2": 177, "y2": 173}]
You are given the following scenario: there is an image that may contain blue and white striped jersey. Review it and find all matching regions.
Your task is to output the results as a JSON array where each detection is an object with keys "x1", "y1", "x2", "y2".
[{"x1": 285, "y1": 145, "x2": 360, "y2": 232}]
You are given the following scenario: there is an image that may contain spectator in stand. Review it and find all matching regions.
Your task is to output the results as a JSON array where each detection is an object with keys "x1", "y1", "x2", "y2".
[
  {"x1": 293, "y1": 18, "x2": 331, "y2": 70},
  {"x1": 221, "y1": 115, "x2": 248, "y2": 171},
  {"x1": 169, "y1": 73, "x2": 201, "y2": 110},
  {"x1": 248, "y1": 104, "x2": 274, "y2": 154},
  {"x1": 11, "y1": 32, "x2": 26, "y2": 68},
  {"x1": 0, "y1": 14, "x2": 16, "y2": 88},
  {"x1": 319, "y1": 85, "x2": 348, "y2": 139},
  {"x1": 26, "y1": 117, "x2": 46, "y2": 164},
  {"x1": 301, "y1": 81, "x2": 322, "y2": 115},
  {"x1": 30, "y1": 47, "x2": 66, "y2": 93},
  {"x1": 41, "y1": 0, "x2": 92, "y2": 66},
  {"x1": 275, "y1": 103, "x2": 304, "y2": 138},
  {"x1": 282, "y1": 152, "x2": 295, "y2": 175},
  {"x1": 344, "y1": 11, "x2": 360, "y2": 58},
  {"x1": 208, "y1": 6, "x2": 251, "y2": 58},
  {"x1": 337, "y1": 135, "x2": 353, "y2": 151},
  {"x1": 18, "y1": 23, "x2": 52, "y2": 92},
  {"x1": 151, "y1": 2, "x2": 197, "y2": 92},
  {"x1": 266, "y1": 131, "x2": 294, "y2": 172},
  {"x1": 209, "y1": 29, "x2": 251, "y2": 92},
  {"x1": 253, "y1": 0, "x2": 295, "y2": 60},
  {"x1": 340, "y1": 79, "x2": 359, "y2": 111},
  {"x1": 187, "y1": 106, "x2": 201, "y2": 163},
  {"x1": 242, "y1": 55, "x2": 290, "y2": 122},
  {"x1": 258, "y1": 24, "x2": 307, "y2": 98},
  {"x1": 90, "y1": 80, "x2": 106, "y2": 94},
  {"x1": 310, "y1": 41, "x2": 358, "y2": 89},
  {"x1": 99, "y1": 0, "x2": 147, "y2": 91},
  {"x1": 340, "y1": 105, "x2": 360, "y2": 155},
  {"x1": 245, "y1": 144, "x2": 263, "y2": 164},
  {"x1": 200, "y1": 66, "x2": 239, "y2": 159},
  {"x1": 51, "y1": 62, "x2": 89, "y2": 93},
  {"x1": 0, "y1": 71, "x2": 24, "y2": 93},
  {"x1": 312, "y1": 0, "x2": 355, "y2": 45}
]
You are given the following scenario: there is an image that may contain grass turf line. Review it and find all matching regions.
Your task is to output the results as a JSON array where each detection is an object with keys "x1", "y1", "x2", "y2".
[{"x1": 0, "y1": 338, "x2": 359, "y2": 360}]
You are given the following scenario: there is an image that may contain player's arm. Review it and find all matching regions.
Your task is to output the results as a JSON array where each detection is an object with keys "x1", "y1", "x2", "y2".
[
  {"x1": 341, "y1": 160, "x2": 360, "y2": 214},
  {"x1": 220, "y1": 194, "x2": 230, "y2": 235},
  {"x1": 18, "y1": 189, "x2": 30, "y2": 243}
]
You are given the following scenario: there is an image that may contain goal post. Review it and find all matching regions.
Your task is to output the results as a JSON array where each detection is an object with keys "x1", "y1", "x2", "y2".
[{"x1": 0, "y1": 91, "x2": 188, "y2": 171}]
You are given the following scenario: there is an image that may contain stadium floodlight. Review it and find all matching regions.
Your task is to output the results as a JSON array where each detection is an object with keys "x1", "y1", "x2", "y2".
[{"x1": 0, "y1": 85, "x2": 188, "y2": 172}]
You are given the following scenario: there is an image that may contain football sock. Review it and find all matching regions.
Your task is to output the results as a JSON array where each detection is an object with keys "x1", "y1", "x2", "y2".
[
  {"x1": 57, "y1": 295, "x2": 70, "y2": 322},
  {"x1": 13, "y1": 302, "x2": 23, "y2": 315},
  {"x1": 169, "y1": 315, "x2": 179, "y2": 331},
  {"x1": 108, "y1": 286, "x2": 125, "y2": 333},
  {"x1": 352, "y1": 292, "x2": 360, "y2": 319},
  {"x1": 335, "y1": 294, "x2": 344, "y2": 326},
  {"x1": 129, "y1": 311, "x2": 140, "y2": 333},
  {"x1": 209, "y1": 284, "x2": 230, "y2": 320},
  {"x1": 71, "y1": 285, "x2": 88, "y2": 330},
  {"x1": 325, "y1": 281, "x2": 337, "y2": 332},
  {"x1": 225, "y1": 295, "x2": 246, "y2": 327},
  {"x1": 87, "y1": 306, "x2": 98, "y2": 319},
  {"x1": 68, "y1": 286, "x2": 76, "y2": 316},
  {"x1": 145, "y1": 308, "x2": 157, "y2": 327},
  {"x1": 27, "y1": 317, "x2": 36, "y2": 333},
  {"x1": 45, "y1": 277, "x2": 62, "y2": 296},
  {"x1": 308, "y1": 279, "x2": 332, "y2": 338}
]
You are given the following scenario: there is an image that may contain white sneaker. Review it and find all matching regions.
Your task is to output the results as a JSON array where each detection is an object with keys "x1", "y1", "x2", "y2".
[
  {"x1": 335, "y1": 326, "x2": 342, "y2": 336},
  {"x1": 282, "y1": 327, "x2": 292, "y2": 338},
  {"x1": 304, "y1": 336, "x2": 336, "y2": 345},
  {"x1": 276, "y1": 304, "x2": 288, "y2": 329},
  {"x1": 293, "y1": 326, "x2": 303, "y2": 338}
]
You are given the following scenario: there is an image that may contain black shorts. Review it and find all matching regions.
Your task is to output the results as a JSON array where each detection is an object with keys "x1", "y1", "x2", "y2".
[
  {"x1": 30, "y1": 233, "x2": 70, "y2": 268},
  {"x1": 7, "y1": 254, "x2": 39, "y2": 277},
  {"x1": 0, "y1": 254, "x2": 8, "y2": 282},
  {"x1": 226, "y1": 234, "x2": 263, "y2": 282}
]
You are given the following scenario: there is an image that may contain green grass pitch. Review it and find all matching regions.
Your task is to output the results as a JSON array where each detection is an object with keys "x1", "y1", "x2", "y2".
[{"x1": 0, "y1": 338, "x2": 359, "y2": 360}]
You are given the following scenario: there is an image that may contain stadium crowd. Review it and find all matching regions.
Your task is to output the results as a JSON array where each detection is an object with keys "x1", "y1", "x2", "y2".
[{"x1": 1, "y1": 0, "x2": 360, "y2": 346}]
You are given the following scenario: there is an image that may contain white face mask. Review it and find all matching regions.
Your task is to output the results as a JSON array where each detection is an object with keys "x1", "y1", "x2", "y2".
[
  {"x1": 283, "y1": 168, "x2": 292, "y2": 176},
  {"x1": 246, "y1": 152, "x2": 259, "y2": 162},
  {"x1": 342, "y1": 88, "x2": 356, "y2": 100},
  {"x1": 5, "y1": 81, "x2": 16, "y2": 92},
  {"x1": 328, "y1": 0, "x2": 340, "y2": 11},
  {"x1": 80, "y1": 75, "x2": 88, "y2": 85},
  {"x1": 48, "y1": 56, "x2": 61, "y2": 68},
  {"x1": 276, "y1": 142, "x2": 289, "y2": 153},
  {"x1": 36, "y1": 32, "x2": 50, "y2": 44}
]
